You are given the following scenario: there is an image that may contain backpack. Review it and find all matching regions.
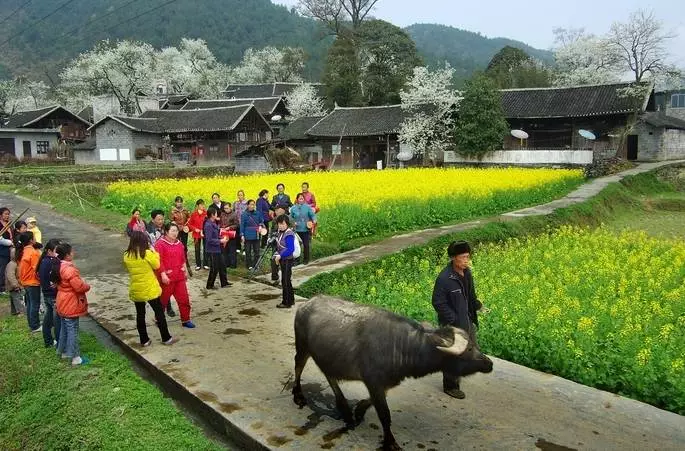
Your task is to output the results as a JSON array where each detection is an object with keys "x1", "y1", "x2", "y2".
[{"x1": 292, "y1": 231, "x2": 303, "y2": 259}]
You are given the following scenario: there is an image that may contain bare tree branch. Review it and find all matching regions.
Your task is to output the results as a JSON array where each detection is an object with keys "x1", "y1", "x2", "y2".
[
  {"x1": 607, "y1": 9, "x2": 676, "y2": 82},
  {"x1": 298, "y1": 0, "x2": 380, "y2": 33}
]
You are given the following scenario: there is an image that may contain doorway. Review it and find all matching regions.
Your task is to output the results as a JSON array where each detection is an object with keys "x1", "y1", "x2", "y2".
[
  {"x1": 22, "y1": 141, "x2": 31, "y2": 159},
  {"x1": 627, "y1": 135, "x2": 638, "y2": 161}
]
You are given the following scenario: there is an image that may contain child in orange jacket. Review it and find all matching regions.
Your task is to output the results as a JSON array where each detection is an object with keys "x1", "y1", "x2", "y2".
[
  {"x1": 16, "y1": 232, "x2": 41, "y2": 332},
  {"x1": 54, "y1": 243, "x2": 91, "y2": 366}
]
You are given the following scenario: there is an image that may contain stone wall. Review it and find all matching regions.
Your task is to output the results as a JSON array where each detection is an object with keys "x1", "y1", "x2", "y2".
[
  {"x1": 93, "y1": 119, "x2": 161, "y2": 164},
  {"x1": 443, "y1": 150, "x2": 594, "y2": 165},
  {"x1": 660, "y1": 129, "x2": 685, "y2": 160},
  {"x1": 634, "y1": 122, "x2": 663, "y2": 161},
  {"x1": 665, "y1": 105, "x2": 685, "y2": 121}
]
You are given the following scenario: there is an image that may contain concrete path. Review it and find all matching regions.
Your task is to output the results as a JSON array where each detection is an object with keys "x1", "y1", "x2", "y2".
[
  {"x1": 3, "y1": 162, "x2": 685, "y2": 450},
  {"x1": 83, "y1": 275, "x2": 685, "y2": 451},
  {"x1": 285, "y1": 160, "x2": 685, "y2": 288}
]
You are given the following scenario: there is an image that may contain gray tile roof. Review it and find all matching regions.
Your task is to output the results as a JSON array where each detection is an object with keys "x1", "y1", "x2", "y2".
[
  {"x1": 181, "y1": 97, "x2": 284, "y2": 116},
  {"x1": 223, "y1": 82, "x2": 325, "y2": 99},
  {"x1": 280, "y1": 116, "x2": 325, "y2": 140},
  {"x1": 642, "y1": 112, "x2": 685, "y2": 130},
  {"x1": 501, "y1": 82, "x2": 652, "y2": 119},
  {"x1": 138, "y1": 105, "x2": 258, "y2": 132},
  {"x1": 4, "y1": 105, "x2": 91, "y2": 128},
  {"x1": 91, "y1": 105, "x2": 267, "y2": 134},
  {"x1": 306, "y1": 105, "x2": 405, "y2": 137}
]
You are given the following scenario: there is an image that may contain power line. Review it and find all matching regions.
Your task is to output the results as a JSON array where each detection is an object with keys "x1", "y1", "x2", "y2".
[
  {"x1": 67, "y1": 0, "x2": 181, "y2": 47},
  {"x1": 0, "y1": 0, "x2": 79, "y2": 48},
  {"x1": 58, "y1": 0, "x2": 143, "y2": 40},
  {"x1": 0, "y1": 0, "x2": 33, "y2": 26}
]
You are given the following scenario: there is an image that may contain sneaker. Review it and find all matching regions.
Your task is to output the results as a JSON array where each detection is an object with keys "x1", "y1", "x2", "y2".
[
  {"x1": 142, "y1": 340, "x2": 152, "y2": 347},
  {"x1": 182, "y1": 321, "x2": 196, "y2": 329},
  {"x1": 195, "y1": 266, "x2": 201, "y2": 271},
  {"x1": 71, "y1": 356, "x2": 90, "y2": 366},
  {"x1": 276, "y1": 303, "x2": 292, "y2": 309},
  {"x1": 203, "y1": 265, "x2": 210, "y2": 270},
  {"x1": 53, "y1": 339, "x2": 57, "y2": 346},
  {"x1": 166, "y1": 305, "x2": 176, "y2": 317},
  {"x1": 31, "y1": 326, "x2": 42, "y2": 333},
  {"x1": 221, "y1": 282, "x2": 233, "y2": 287},
  {"x1": 248, "y1": 266, "x2": 253, "y2": 270},
  {"x1": 162, "y1": 337, "x2": 178, "y2": 345},
  {"x1": 443, "y1": 387, "x2": 466, "y2": 399}
]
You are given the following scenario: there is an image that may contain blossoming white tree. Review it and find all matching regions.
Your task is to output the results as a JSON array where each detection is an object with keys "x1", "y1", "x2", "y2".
[
  {"x1": 60, "y1": 40, "x2": 157, "y2": 115},
  {"x1": 552, "y1": 28, "x2": 620, "y2": 87},
  {"x1": 230, "y1": 46, "x2": 306, "y2": 84},
  {"x1": 399, "y1": 65, "x2": 460, "y2": 165},
  {"x1": 285, "y1": 83, "x2": 327, "y2": 119}
]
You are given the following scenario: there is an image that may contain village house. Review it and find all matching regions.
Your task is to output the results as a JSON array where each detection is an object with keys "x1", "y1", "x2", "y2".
[
  {"x1": 500, "y1": 82, "x2": 685, "y2": 162},
  {"x1": 181, "y1": 97, "x2": 289, "y2": 135},
  {"x1": 82, "y1": 105, "x2": 272, "y2": 165},
  {"x1": 0, "y1": 105, "x2": 91, "y2": 160},
  {"x1": 284, "y1": 105, "x2": 406, "y2": 169}
]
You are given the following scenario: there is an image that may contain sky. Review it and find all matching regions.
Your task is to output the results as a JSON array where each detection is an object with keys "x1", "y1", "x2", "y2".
[{"x1": 272, "y1": 0, "x2": 685, "y2": 62}]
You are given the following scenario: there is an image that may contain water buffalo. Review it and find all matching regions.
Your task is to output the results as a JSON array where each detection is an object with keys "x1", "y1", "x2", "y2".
[{"x1": 292, "y1": 295, "x2": 493, "y2": 450}]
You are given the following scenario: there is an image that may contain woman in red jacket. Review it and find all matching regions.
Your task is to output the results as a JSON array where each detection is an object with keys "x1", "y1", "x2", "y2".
[
  {"x1": 155, "y1": 223, "x2": 194, "y2": 328},
  {"x1": 54, "y1": 243, "x2": 91, "y2": 366},
  {"x1": 187, "y1": 199, "x2": 208, "y2": 271}
]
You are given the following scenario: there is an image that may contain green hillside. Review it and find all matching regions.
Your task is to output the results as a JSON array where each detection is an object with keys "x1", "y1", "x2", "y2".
[{"x1": 0, "y1": 0, "x2": 552, "y2": 84}]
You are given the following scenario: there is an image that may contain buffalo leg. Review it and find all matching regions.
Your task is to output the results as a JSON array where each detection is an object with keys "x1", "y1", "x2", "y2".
[
  {"x1": 354, "y1": 399, "x2": 373, "y2": 424},
  {"x1": 292, "y1": 350, "x2": 309, "y2": 407},
  {"x1": 366, "y1": 386, "x2": 400, "y2": 451},
  {"x1": 324, "y1": 376, "x2": 355, "y2": 426}
]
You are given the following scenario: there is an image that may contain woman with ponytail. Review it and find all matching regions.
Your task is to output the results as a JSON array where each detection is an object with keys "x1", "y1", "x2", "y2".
[
  {"x1": 123, "y1": 231, "x2": 176, "y2": 347},
  {"x1": 16, "y1": 232, "x2": 41, "y2": 332},
  {"x1": 55, "y1": 243, "x2": 91, "y2": 366},
  {"x1": 38, "y1": 239, "x2": 62, "y2": 347}
]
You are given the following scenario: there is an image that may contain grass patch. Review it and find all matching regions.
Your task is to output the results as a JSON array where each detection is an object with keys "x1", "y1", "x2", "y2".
[
  {"x1": 0, "y1": 314, "x2": 224, "y2": 451},
  {"x1": 9, "y1": 183, "x2": 129, "y2": 232}
]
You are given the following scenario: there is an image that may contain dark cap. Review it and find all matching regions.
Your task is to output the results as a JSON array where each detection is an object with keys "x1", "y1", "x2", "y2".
[{"x1": 448, "y1": 240, "x2": 471, "y2": 257}]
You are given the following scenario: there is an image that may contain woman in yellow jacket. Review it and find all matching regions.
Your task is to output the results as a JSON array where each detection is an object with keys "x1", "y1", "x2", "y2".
[{"x1": 123, "y1": 231, "x2": 176, "y2": 347}]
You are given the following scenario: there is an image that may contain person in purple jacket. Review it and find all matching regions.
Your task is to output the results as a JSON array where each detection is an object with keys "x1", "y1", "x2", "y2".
[
  {"x1": 273, "y1": 214, "x2": 296, "y2": 308},
  {"x1": 203, "y1": 206, "x2": 231, "y2": 290}
]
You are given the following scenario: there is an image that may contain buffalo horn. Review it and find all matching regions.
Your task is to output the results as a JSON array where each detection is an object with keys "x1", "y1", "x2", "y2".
[{"x1": 436, "y1": 327, "x2": 469, "y2": 355}]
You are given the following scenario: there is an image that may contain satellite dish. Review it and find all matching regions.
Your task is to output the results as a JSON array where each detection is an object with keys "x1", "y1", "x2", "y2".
[
  {"x1": 510, "y1": 129, "x2": 529, "y2": 139},
  {"x1": 578, "y1": 129, "x2": 596, "y2": 140},
  {"x1": 396, "y1": 151, "x2": 413, "y2": 161},
  {"x1": 396, "y1": 144, "x2": 414, "y2": 161},
  {"x1": 271, "y1": 115, "x2": 282, "y2": 121}
]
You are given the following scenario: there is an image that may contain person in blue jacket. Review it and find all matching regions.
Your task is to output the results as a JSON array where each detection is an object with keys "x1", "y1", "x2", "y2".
[
  {"x1": 289, "y1": 193, "x2": 317, "y2": 265},
  {"x1": 256, "y1": 189, "x2": 272, "y2": 248},
  {"x1": 240, "y1": 199, "x2": 264, "y2": 270},
  {"x1": 273, "y1": 214, "x2": 295, "y2": 308}
]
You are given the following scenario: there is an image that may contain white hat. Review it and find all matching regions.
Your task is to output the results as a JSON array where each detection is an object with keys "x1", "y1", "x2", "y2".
[{"x1": 26, "y1": 217, "x2": 37, "y2": 224}]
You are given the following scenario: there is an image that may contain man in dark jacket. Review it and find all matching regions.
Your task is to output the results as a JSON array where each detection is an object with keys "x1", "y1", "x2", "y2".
[{"x1": 432, "y1": 240, "x2": 485, "y2": 399}]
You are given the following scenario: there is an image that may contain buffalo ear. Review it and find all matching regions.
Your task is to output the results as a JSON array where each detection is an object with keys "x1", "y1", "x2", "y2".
[{"x1": 436, "y1": 327, "x2": 469, "y2": 356}]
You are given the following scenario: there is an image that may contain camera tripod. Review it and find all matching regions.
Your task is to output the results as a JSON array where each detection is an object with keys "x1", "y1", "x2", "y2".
[{"x1": 248, "y1": 233, "x2": 278, "y2": 279}]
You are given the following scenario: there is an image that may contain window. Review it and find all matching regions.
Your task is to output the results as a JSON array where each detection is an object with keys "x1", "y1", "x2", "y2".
[
  {"x1": 36, "y1": 141, "x2": 50, "y2": 154},
  {"x1": 209, "y1": 145, "x2": 219, "y2": 153},
  {"x1": 99, "y1": 148, "x2": 117, "y2": 161},
  {"x1": 118, "y1": 148, "x2": 130, "y2": 161},
  {"x1": 671, "y1": 93, "x2": 685, "y2": 108}
]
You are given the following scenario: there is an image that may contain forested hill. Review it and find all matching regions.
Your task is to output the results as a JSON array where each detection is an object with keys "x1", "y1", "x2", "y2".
[
  {"x1": 406, "y1": 23, "x2": 554, "y2": 82},
  {"x1": 0, "y1": 0, "x2": 551, "y2": 83}
]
